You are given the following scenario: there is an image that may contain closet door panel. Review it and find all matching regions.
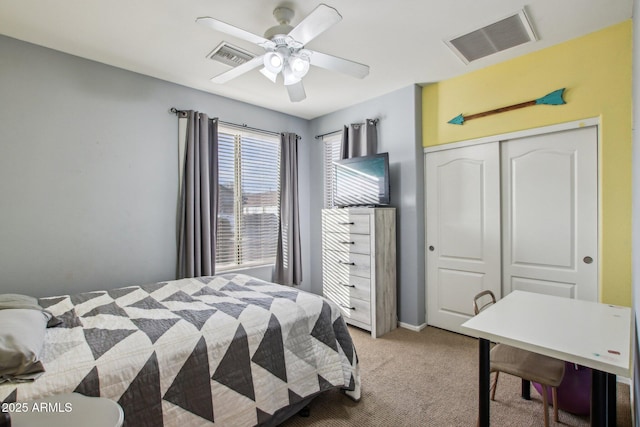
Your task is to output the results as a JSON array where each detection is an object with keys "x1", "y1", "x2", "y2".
[
  {"x1": 501, "y1": 126, "x2": 598, "y2": 301},
  {"x1": 426, "y1": 142, "x2": 501, "y2": 334}
]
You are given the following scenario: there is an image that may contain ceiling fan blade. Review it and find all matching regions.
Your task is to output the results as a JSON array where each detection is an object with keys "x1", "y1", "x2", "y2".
[
  {"x1": 309, "y1": 51, "x2": 369, "y2": 79},
  {"x1": 288, "y1": 4, "x2": 342, "y2": 45},
  {"x1": 196, "y1": 16, "x2": 273, "y2": 47},
  {"x1": 286, "y1": 81, "x2": 306, "y2": 102},
  {"x1": 210, "y1": 55, "x2": 265, "y2": 84}
]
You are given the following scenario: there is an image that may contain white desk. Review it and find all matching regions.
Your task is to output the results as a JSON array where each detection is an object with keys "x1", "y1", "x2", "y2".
[{"x1": 461, "y1": 290, "x2": 631, "y2": 427}]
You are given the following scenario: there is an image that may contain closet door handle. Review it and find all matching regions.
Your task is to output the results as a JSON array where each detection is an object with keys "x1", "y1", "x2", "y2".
[
  {"x1": 428, "y1": 245, "x2": 435, "y2": 252},
  {"x1": 583, "y1": 256, "x2": 593, "y2": 264}
]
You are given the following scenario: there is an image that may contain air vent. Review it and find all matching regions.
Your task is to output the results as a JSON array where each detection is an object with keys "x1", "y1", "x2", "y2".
[
  {"x1": 445, "y1": 10, "x2": 537, "y2": 64},
  {"x1": 207, "y1": 42, "x2": 256, "y2": 67}
]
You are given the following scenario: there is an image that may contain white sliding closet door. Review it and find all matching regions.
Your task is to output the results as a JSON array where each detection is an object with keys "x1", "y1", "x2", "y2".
[
  {"x1": 501, "y1": 126, "x2": 598, "y2": 301},
  {"x1": 426, "y1": 142, "x2": 502, "y2": 333}
]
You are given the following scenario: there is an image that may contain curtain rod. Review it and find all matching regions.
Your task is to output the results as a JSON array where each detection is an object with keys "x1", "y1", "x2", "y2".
[
  {"x1": 170, "y1": 108, "x2": 291, "y2": 139},
  {"x1": 314, "y1": 118, "x2": 379, "y2": 140}
]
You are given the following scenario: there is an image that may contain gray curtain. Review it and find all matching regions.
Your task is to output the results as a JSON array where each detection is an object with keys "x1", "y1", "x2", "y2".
[
  {"x1": 177, "y1": 111, "x2": 218, "y2": 279},
  {"x1": 274, "y1": 132, "x2": 302, "y2": 286},
  {"x1": 340, "y1": 119, "x2": 378, "y2": 159}
]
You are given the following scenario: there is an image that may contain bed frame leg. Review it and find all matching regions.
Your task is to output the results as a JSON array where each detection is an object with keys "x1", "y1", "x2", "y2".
[{"x1": 298, "y1": 405, "x2": 311, "y2": 417}]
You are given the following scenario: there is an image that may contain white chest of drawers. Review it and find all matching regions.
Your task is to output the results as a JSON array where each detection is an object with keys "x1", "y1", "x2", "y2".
[{"x1": 321, "y1": 207, "x2": 397, "y2": 338}]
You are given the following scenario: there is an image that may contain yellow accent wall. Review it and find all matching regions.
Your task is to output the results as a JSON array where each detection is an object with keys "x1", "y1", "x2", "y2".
[{"x1": 422, "y1": 21, "x2": 632, "y2": 306}]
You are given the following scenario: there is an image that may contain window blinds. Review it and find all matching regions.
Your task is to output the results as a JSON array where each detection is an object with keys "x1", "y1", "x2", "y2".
[
  {"x1": 216, "y1": 127, "x2": 281, "y2": 270},
  {"x1": 323, "y1": 132, "x2": 342, "y2": 208}
]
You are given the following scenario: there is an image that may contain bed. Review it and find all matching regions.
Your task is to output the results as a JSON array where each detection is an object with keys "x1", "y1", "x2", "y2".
[{"x1": 0, "y1": 273, "x2": 360, "y2": 426}]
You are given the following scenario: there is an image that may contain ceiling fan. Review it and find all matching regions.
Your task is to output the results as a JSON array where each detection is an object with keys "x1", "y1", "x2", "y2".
[{"x1": 196, "y1": 3, "x2": 370, "y2": 102}]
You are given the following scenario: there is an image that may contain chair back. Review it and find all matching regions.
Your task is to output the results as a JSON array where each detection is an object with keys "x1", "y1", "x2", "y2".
[{"x1": 473, "y1": 290, "x2": 497, "y2": 315}]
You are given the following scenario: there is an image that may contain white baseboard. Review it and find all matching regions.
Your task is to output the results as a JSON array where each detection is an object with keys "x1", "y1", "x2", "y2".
[
  {"x1": 618, "y1": 376, "x2": 631, "y2": 386},
  {"x1": 398, "y1": 321, "x2": 427, "y2": 332}
]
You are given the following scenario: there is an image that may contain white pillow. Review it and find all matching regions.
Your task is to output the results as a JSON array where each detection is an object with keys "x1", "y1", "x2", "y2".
[{"x1": 0, "y1": 308, "x2": 48, "y2": 383}]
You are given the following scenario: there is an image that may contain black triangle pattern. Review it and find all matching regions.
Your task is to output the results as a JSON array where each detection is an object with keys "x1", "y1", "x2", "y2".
[
  {"x1": 288, "y1": 389, "x2": 304, "y2": 405},
  {"x1": 212, "y1": 324, "x2": 255, "y2": 401},
  {"x1": 256, "y1": 408, "x2": 272, "y2": 424},
  {"x1": 38, "y1": 296, "x2": 67, "y2": 309},
  {"x1": 163, "y1": 290, "x2": 199, "y2": 303},
  {"x1": 348, "y1": 374, "x2": 356, "y2": 391},
  {"x1": 191, "y1": 286, "x2": 228, "y2": 298},
  {"x1": 251, "y1": 314, "x2": 287, "y2": 382},
  {"x1": 318, "y1": 374, "x2": 333, "y2": 392},
  {"x1": 173, "y1": 309, "x2": 217, "y2": 331},
  {"x1": 1, "y1": 390, "x2": 16, "y2": 404},
  {"x1": 83, "y1": 328, "x2": 136, "y2": 360},
  {"x1": 243, "y1": 279, "x2": 270, "y2": 287},
  {"x1": 264, "y1": 291, "x2": 299, "y2": 302},
  {"x1": 74, "y1": 366, "x2": 100, "y2": 397},
  {"x1": 83, "y1": 302, "x2": 129, "y2": 318},
  {"x1": 207, "y1": 302, "x2": 247, "y2": 319},
  {"x1": 131, "y1": 318, "x2": 180, "y2": 344},
  {"x1": 163, "y1": 337, "x2": 214, "y2": 422},
  {"x1": 70, "y1": 291, "x2": 106, "y2": 306},
  {"x1": 220, "y1": 282, "x2": 255, "y2": 293},
  {"x1": 55, "y1": 308, "x2": 83, "y2": 329},
  {"x1": 239, "y1": 297, "x2": 274, "y2": 311},
  {"x1": 196, "y1": 276, "x2": 215, "y2": 284},
  {"x1": 333, "y1": 317, "x2": 354, "y2": 365},
  {"x1": 118, "y1": 352, "x2": 163, "y2": 427},
  {"x1": 107, "y1": 287, "x2": 137, "y2": 300},
  {"x1": 127, "y1": 296, "x2": 167, "y2": 311},
  {"x1": 310, "y1": 301, "x2": 338, "y2": 352},
  {"x1": 140, "y1": 282, "x2": 167, "y2": 293}
]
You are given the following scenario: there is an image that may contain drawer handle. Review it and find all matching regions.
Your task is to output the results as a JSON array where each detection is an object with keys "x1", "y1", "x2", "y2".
[
  {"x1": 338, "y1": 261, "x2": 355, "y2": 265},
  {"x1": 340, "y1": 241, "x2": 355, "y2": 245},
  {"x1": 338, "y1": 221, "x2": 355, "y2": 225},
  {"x1": 340, "y1": 283, "x2": 356, "y2": 288},
  {"x1": 340, "y1": 304, "x2": 356, "y2": 310}
]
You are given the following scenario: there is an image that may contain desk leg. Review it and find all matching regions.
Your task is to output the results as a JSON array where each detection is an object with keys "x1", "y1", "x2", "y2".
[
  {"x1": 591, "y1": 369, "x2": 616, "y2": 426},
  {"x1": 479, "y1": 338, "x2": 490, "y2": 427},
  {"x1": 607, "y1": 373, "x2": 616, "y2": 426},
  {"x1": 521, "y1": 379, "x2": 531, "y2": 400}
]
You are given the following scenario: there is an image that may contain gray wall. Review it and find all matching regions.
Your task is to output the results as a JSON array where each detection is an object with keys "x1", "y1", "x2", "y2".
[
  {"x1": 0, "y1": 34, "x2": 426, "y2": 330},
  {"x1": 309, "y1": 85, "x2": 426, "y2": 327},
  {"x1": 632, "y1": 1, "x2": 639, "y2": 424},
  {"x1": 0, "y1": 35, "x2": 311, "y2": 297}
]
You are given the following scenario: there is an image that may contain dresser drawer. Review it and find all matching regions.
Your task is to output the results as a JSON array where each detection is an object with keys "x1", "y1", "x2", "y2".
[
  {"x1": 323, "y1": 232, "x2": 371, "y2": 255},
  {"x1": 322, "y1": 251, "x2": 371, "y2": 279},
  {"x1": 322, "y1": 211, "x2": 370, "y2": 234},
  {"x1": 322, "y1": 275, "x2": 371, "y2": 301},
  {"x1": 324, "y1": 291, "x2": 371, "y2": 326}
]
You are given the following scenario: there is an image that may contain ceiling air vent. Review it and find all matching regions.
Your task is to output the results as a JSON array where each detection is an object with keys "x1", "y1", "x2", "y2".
[
  {"x1": 207, "y1": 42, "x2": 256, "y2": 67},
  {"x1": 445, "y1": 10, "x2": 537, "y2": 64}
]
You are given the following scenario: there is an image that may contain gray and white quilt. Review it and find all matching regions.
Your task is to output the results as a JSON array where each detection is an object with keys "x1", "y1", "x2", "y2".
[{"x1": 0, "y1": 274, "x2": 360, "y2": 426}]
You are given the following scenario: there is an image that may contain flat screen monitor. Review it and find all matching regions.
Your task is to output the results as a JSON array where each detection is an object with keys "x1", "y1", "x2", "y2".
[{"x1": 333, "y1": 152, "x2": 390, "y2": 207}]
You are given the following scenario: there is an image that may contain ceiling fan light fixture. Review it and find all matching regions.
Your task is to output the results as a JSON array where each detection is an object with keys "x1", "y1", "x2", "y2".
[
  {"x1": 282, "y1": 65, "x2": 302, "y2": 86},
  {"x1": 289, "y1": 54, "x2": 310, "y2": 79},
  {"x1": 259, "y1": 67, "x2": 278, "y2": 83},
  {"x1": 263, "y1": 51, "x2": 284, "y2": 73}
]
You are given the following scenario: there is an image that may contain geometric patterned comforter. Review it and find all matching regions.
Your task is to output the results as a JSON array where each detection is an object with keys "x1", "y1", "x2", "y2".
[{"x1": 0, "y1": 274, "x2": 360, "y2": 426}]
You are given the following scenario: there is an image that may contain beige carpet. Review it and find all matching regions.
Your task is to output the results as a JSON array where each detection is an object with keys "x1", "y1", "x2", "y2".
[{"x1": 281, "y1": 326, "x2": 632, "y2": 427}]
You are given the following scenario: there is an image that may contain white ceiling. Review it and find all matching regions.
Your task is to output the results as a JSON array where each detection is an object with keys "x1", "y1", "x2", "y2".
[{"x1": 0, "y1": 0, "x2": 633, "y2": 119}]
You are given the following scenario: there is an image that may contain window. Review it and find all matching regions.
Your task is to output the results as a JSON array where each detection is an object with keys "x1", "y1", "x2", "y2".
[
  {"x1": 216, "y1": 126, "x2": 281, "y2": 271},
  {"x1": 322, "y1": 132, "x2": 342, "y2": 208}
]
